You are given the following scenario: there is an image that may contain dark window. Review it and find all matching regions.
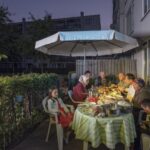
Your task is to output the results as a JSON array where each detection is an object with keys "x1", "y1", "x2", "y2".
[{"x1": 144, "y1": 0, "x2": 150, "y2": 15}]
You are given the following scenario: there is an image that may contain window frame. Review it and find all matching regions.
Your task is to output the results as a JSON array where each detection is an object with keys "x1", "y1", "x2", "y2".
[{"x1": 143, "y1": 0, "x2": 150, "y2": 16}]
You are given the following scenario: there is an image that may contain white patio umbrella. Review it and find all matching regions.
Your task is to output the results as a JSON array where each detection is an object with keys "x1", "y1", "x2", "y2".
[{"x1": 35, "y1": 30, "x2": 139, "y2": 71}]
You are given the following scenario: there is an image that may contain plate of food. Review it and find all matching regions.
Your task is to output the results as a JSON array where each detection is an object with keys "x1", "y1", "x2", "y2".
[
  {"x1": 117, "y1": 100, "x2": 131, "y2": 107},
  {"x1": 104, "y1": 99, "x2": 115, "y2": 105}
]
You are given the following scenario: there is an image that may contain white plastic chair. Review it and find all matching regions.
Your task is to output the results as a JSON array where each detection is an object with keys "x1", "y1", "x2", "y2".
[
  {"x1": 42, "y1": 96, "x2": 63, "y2": 150},
  {"x1": 42, "y1": 96, "x2": 74, "y2": 150},
  {"x1": 141, "y1": 133, "x2": 150, "y2": 150}
]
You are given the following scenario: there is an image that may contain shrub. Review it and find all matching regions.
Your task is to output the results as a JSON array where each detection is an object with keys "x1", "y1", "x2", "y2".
[{"x1": 0, "y1": 73, "x2": 58, "y2": 149}]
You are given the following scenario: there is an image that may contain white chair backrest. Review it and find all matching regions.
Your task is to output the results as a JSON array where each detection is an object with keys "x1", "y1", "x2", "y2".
[
  {"x1": 68, "y1": 90, "x2": 73, "y2": 98},
  {"x1": 42, "y1": 96, "x2": 49, "y2": 113},
  {"x1": 42, "y1": 96, "x2": 58, "y2": 123}
]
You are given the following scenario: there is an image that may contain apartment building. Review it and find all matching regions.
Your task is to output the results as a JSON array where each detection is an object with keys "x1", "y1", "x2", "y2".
[
  {"x1": 0, "y1": 12, "x2": 101, "y2": 74},
  {"x1": 111, "y1": 0, "x2": 150, "y2": 81}
]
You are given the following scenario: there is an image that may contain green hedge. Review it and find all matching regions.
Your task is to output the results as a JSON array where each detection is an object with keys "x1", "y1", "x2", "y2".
[{"x1": 0, "y1": 73, "x2": 58, "y2": 149}]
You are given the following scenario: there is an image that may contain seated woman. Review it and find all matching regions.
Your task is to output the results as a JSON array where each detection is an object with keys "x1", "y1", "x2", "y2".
[{"x1": 72, "y1": 75, "x2": 89, "y2": 103}]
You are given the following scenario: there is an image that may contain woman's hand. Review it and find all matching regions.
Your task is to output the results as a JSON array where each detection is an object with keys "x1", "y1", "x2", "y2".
[{"x1": 60, "y1": 110, "x2": 67, "y2": 117}]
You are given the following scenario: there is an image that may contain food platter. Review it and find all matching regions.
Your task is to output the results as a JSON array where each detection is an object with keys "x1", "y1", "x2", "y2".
[{"x1": 80, "y1": 85, "x2": 133, "y2": 117}]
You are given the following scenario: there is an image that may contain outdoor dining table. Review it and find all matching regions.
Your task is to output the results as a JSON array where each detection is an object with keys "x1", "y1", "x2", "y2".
[{"x1": 72, "y1": 105, "x2": 137, "y2": 150}]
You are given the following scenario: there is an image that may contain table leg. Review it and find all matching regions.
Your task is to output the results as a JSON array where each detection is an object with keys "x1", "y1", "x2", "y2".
[
  {"x1": 125, "y1": 145, "x2": 130, "y2": 150},
  {"x1": 83, "y1": 141, "x2": 88, "y2": 150}
]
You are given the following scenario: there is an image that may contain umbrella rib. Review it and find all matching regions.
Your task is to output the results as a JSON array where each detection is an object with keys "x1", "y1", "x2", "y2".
[
  {"x1": 69, "y1": 42, "x2": 78, "y2": 56},
  {"x1": 104, "y1": 41, "x2": 122, "y2": 48},
  {"x1": 47, "y1": 41, "x2": 65, "y2": 49},
  {"x1": 91, "y1": 42, "x2": 98, "y2": 56}
]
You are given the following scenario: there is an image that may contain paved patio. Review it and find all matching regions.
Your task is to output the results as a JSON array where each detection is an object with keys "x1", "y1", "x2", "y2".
[{"x1": 12, "y1": 119, "x2": 124, "y2": 150}]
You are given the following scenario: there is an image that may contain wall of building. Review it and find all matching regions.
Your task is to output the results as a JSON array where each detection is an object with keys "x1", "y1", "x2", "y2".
[
  {"x1": 112, "y1": 0, "x2": 150, "y2": 37},
  {"x1": 132, "y1": 49, "x2": 145, "y2": 78},
  {"x1": 112, "y1": 0, "x2": 150, "y2": 80},
  {"x1": 133, "y1": 0, "x2": 150, "y2": 37}
]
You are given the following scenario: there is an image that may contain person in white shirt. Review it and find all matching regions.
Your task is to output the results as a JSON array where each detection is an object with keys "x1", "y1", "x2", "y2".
[{"x1": 124, "y1": 73, "x2": 136, "y2": 102}]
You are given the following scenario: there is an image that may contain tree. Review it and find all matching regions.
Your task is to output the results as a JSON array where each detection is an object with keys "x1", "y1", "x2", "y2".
[
  {"x1": 0, "y1": 6, "x2": 11, "y2": 25},
  {"x1": 0, "y1": 6, "x2": 11, "y2": 60},
  {"x1": 0, "y1": 6, "x2": 54, "y2": 63},
  {"x1": 15, "y1": 12, "x2": 54, "y2": 60}
]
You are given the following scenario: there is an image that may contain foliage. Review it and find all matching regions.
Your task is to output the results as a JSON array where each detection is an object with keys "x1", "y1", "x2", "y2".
[
  {"x1": 0, "y1": 5, "x2": 54, "y2": 62},
  {"x1": 0, "y1": 73, "x2": 58, "y2": 149},
  {"x1": 0, "y1": 6, "x2": 11, "y2": 25},
  {"x1": 0, "y1": 53, "x2": 7, "y2": 60},
  {"x1": 0, "y1": 6, "x2": 11, "y2": 61},
  {"x1": 17, "y1": 13, "x2": 54, "y2": 58}
]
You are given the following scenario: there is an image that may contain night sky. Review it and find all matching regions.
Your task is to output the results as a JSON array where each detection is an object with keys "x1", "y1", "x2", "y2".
[{"x1": 1, "y1": 0, "x2": 112, "y2": 29}]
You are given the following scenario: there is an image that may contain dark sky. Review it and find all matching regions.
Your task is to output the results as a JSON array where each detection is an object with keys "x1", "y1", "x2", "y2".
[{"x1": 1, "y1": 0, "x2": 112, "y2": 29}]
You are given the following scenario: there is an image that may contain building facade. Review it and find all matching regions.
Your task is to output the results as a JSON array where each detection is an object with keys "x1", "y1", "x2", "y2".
[
  {"x1": 111, "y1": 0, "x2": 150, "y2": 81},
  {"x1": 11, "y1": 12, "x2": 101, "y2": 35}
]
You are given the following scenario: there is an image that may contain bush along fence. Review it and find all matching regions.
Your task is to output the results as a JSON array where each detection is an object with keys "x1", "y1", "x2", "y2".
[{"x1": 0, "y1": 73, "x2": 58, "y2": 150}]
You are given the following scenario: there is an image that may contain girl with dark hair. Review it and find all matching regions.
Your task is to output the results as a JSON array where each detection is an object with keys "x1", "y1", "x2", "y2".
[
  {"x1": 47, "y1": 86, "x2": 73, "y2": 128},
  {"x1": 47, "y1": 86, "x2": 74, "y2": 143}
]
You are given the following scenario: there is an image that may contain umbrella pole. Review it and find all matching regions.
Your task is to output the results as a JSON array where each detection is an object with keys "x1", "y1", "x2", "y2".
[{"x1": 83, "y1": 46, "x2": 86, "y2": 73}]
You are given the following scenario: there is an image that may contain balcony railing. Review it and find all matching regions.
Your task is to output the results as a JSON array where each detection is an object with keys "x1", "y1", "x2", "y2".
[{"x1": 0, "y1": 61, "x2": 76, "y2": 74}]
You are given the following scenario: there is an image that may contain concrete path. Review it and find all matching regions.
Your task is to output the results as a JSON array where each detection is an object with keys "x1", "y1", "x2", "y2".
[{"x1": 12, "y1": 119, "x2": 124, "y2": 150}]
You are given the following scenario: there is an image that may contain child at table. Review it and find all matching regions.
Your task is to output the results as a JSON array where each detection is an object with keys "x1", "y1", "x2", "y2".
[{"x1": 47, "y1": 86, "x2": 73, "y2": 143}]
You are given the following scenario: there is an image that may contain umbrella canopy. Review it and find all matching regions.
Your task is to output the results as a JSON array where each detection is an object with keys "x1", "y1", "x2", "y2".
[{"x1": 35, "y1": 30, "x2": 139, "y2": 57}]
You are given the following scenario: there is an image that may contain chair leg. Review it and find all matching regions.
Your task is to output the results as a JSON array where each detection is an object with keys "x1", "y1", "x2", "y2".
[
  {"x1": 45, "y1": 118, "x2": 51, "y2": 142},
  {"x1": 83, "y1": 141, "x2": 88, "y2": 150},
  {"x1": 56, "y1": 124, "x2": 63, "y2": 150}
]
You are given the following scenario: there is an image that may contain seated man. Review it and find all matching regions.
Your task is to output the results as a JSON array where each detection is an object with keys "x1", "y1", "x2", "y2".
[
  {"x1": 132, "y1": 78, "x2": 148, "y2": 127},
  {"x1": 141, "y1": 99, "x2": 150, "y2": 122},
  {"x1": 132, "y1": 80, "x2": 150, "y2": 150},
  {"x1": 72, "y1": 75, "x2": 89, "y2": 103},
  {"x1": 132, "y1": 78, "x2": 150, "y2": 108},
  {"x1": 95, "y1": 71, "x2": 108, "y2": 87},
  {"x1": 84, "y1": 70, "x2": 91, "y2": 79},
  {"x1": 117, "y1": 72, "x2": 129, "y2": 92}
]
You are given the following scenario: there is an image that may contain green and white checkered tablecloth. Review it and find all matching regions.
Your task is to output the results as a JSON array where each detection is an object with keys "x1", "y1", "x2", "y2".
[{"x1": 72, "y1": 107, "x2": 136, "y2": 149}]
